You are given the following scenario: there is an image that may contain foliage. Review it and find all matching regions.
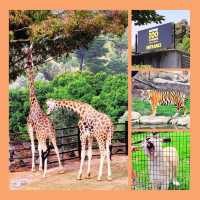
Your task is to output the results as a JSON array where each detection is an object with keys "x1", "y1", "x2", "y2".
[
  {"x1": 78, "y1": 31, "x2": 128, "y2": 73},
  {"x1": 177, "y1": 34, "x2": 190, "y2": 53},
  {"x1": 175, "y1": 20, "x2": 190, "y2": 53},
  {"x1": 27, "y1": 31, "x2": 128, "y2": 83},
  {"x1": 91, "y1": 74, "x2": 128, "y2": 121},
  {"x1": 9, "y1": 10, "x2": 128, "y2": 81},
  {"x1": 54, "y1": 31, "x2": 128, "y2": 75},
  {"x1": 9, "y1": 72, "x2": 128, "y2": 137},
  {"x1": 132, "y1": 10, "x2": 164, "y2": 25}
]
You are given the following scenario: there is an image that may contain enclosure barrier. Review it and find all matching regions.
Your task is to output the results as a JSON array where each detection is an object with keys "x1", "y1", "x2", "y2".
[
  {"x1": 9, "y1": 122, "x2": 128, "y2": 172},
  {"x1": 132, "y1": 131, "x2": 190, "y2": 190}
]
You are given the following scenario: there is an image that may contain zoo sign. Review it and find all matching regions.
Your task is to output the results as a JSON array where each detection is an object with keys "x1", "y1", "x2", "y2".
[{"x1": 137, "y1": 22, "x2": 175, "y2": 53}]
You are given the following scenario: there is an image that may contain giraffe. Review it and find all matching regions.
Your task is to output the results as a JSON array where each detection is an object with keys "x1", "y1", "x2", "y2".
[
  {"x1": 46, "y1": 99, "x2": 114, "y2": 181},
  {"x1": 23, "y1": 45, "x2": 63, "y2": 177}
]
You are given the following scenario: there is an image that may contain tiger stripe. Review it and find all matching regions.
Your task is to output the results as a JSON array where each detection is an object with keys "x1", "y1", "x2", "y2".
[{"x1": 146, "y1": 90, "x2": 188, "y2": 117}]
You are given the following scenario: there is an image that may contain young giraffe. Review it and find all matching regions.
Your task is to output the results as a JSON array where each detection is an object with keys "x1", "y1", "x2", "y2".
[
  {"x1": 23, "y1": 45, "x2": 63, "y2": 177},
  {"x1": 46, "y1": 99, "x2": 114, "y2": 181}
]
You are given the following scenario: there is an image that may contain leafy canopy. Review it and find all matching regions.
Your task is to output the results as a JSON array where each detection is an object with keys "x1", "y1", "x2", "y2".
[
  {"x1": 9, "y1": 10, "x2": 128, "y2": 81},
  {"x1": 132, "y1": 10, "x2": 164, "y2": 25}
]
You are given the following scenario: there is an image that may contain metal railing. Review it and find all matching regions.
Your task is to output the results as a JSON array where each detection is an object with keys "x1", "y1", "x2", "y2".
[{"x1": 9, "y1": 122, "x2": 128, "y2": 171}]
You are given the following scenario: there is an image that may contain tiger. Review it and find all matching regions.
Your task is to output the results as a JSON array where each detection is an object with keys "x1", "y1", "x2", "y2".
[{"x1": 140, "y1": 89, "x2": 188, "y2": 117}]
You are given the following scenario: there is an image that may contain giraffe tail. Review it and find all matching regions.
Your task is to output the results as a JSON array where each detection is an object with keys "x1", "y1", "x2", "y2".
[
  {"x1": 41, "y1": 143, "x2": 52, "y2": 170},
  {"x1": 109, "y1": 144, "x2": 112, "y2": 161}
]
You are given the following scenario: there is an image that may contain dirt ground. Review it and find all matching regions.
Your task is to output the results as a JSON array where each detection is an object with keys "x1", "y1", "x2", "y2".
[{"x1": 10, "y1": 155, "x2": 128, "y2": 190}]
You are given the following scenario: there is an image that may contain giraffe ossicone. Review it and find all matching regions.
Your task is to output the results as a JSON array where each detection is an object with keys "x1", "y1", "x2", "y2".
[{"x1": 46, "y1": 99, "x2": 114, "y2": 181}]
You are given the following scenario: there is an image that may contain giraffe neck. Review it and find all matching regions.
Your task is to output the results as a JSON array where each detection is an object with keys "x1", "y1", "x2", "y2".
[
  {"x1": 26, "y1": 67, "x2": 38, "y2": 105},
  {"x1": 25, "y1": 48, "x2": 38, "y2": 106},
  {"x1": 55, "y1": 100, "x2": 89, "y2": 117}
]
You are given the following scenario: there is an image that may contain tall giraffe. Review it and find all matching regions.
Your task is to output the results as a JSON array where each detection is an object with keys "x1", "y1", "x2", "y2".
[
  {"x1": 23, "y1": 45, "x2": 63, "y2": 177},
  {"x1": 46, "y1": 99, "x2": 114, "y2": 181}
]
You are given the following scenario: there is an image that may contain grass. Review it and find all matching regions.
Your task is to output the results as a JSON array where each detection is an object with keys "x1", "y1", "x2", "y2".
[
  {"x1": 132, "y1": 132, "x2": 190, "y2": 190},
  {"x1": 132, "y1": 97, "x2": 190, "y2": 116}
]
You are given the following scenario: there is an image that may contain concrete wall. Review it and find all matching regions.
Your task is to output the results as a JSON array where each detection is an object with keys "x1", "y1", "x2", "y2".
[{"x1": 133, "y1": 49, "x2": 190, "y2": 68}]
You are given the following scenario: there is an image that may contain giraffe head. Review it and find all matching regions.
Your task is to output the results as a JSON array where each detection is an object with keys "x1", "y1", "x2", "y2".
[
  {"x1": 22, "y1": 44, "x2": 33, "y2": 70},
  {"x1": 140, "y1": 89, "x2": 151, "y2": 102},
  {"x1": 46, "y1": 99, "x2": 57, "y2": 115}
]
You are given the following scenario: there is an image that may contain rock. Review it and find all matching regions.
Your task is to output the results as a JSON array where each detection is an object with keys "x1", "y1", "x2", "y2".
[
  {"x1": 157, "y1": 71, "x2": 189, "y2": 82},
  {"x1": 133, "y1": 113, "x2": 190, "y2": 128},
  {"x1": 170, "y1": 115, "x2": 190, "y2": 127},
  {"x1": 132, "y1": 112, "x2": 141, "y2": 123},
  {"x1": 139, "y1": 115, "x2": 171, "y2": 125},
  {"x1": 118, "y1": 111, "x2": 128, "y2": 123},
  {"x1": 152, "y1": 78, "x2": 190, "y2": 86},
  {"x1": 11, "y1": 180, "x2": 25, "y2": 188},
  {"x1": 10, "y1": 178, "x2": 30, "y2": 189}
]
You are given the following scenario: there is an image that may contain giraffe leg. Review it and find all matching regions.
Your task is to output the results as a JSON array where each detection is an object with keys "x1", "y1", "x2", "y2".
[
  {"x1": 38, "y1": 143, "x2": 42, "y2": 171},
  {"x1": 77, "y1": 138, "x2": 86, "y2": 180},
  {"x1": 51, "y1": 138, "x2": 64, "y2": 173},
  {"x1": 106, "y1": 141, "x2": 112, "y2": 181},
  {"x1": 150, "y1": 104, "x2": 157, "y2": 116},
  {"x1": 41, "y1": 141, "x2": 48, "y2": 178},
  {"x1": 97, "y1": 141, "x2": 106, "y2": 181},
  {"x1": 86, "y1": 137, "x2": 93, "y2": 178},
  {"x1": 28, "y1": 123, "x2": 36, "y2": 172}
]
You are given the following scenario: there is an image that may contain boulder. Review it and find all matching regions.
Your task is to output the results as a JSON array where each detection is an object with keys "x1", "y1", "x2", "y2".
[
  {"x1": 132, "y1": 112, "x2": 141, "y2": 123},
  {"x1": 118, "y1": 111, "x2": 128, "y2": 123},
  {"x1": 170, "y1": 115, "x2": 190, "y2": 127},
  {"x1": 132, "y1": 113, "x2": 190, "y2": 128},
  {"x1": 139, "y1": 115, "x2": 171, "y2": 125},
  {"x1": 152, "y1": 78, "x2": 190, "y2": 86}
]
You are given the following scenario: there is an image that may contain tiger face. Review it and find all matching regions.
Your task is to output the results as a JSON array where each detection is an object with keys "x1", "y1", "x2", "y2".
[{"x1": 140, "y1": 90, "x2": 151, "y2": 102}]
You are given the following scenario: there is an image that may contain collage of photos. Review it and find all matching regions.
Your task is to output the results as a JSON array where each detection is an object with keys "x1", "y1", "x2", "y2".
[
  {"x1": 9, "y1": 10, "x2": 128, "y2": 190},
  {"x1": 131, "y1": 10, "x2": 190, "y2": 190},
  {"x1": 8, "y1": 9, "x2": 190, "y2": 191}
]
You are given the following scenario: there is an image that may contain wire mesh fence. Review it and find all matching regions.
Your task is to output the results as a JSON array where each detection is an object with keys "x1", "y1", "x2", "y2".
[{"x1": 132, "y1": 131, "x2": 190, "y2": 190}]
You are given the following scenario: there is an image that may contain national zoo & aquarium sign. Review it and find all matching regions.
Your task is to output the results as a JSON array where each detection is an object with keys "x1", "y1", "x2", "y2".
[{"x1": 137, "y1": 22, "x2": 175, "y2": 54}]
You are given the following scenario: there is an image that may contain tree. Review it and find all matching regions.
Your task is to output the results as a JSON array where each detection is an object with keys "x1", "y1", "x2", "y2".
[
  {"x1": 74, "y1": 31, "x2": 128, "y2": 74},
  {"x1": 9, "y1": 10, "x2": 128, "y2": 81},
  {"x1": 132, "y1": 10, "x2": 164, "y2": 25},
  {"x1": 175, "y1": 20, "x2": 190, "y2": 53},
  {"x1": 177, "y1": 34, "x2": 190, "y2": 53}
]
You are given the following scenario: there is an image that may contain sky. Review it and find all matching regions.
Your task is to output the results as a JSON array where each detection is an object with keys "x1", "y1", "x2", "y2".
[{"x1": 132, "y1": 10, "x2": 190, "y2": 47}]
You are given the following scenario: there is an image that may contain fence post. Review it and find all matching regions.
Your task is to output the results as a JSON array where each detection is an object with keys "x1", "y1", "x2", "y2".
[
  {"x1": 61, "y1": 129, "x2": 64, "y2": 162},
  {"x1": 77, "y1": 127, "x2": 81, "y2": 160},
  {"x1": 125, "y1": 121, "x2": 128, "y2": 155}
]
